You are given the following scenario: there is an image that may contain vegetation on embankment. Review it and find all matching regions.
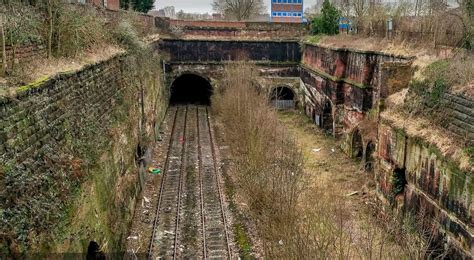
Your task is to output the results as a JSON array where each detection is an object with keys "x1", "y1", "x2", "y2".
[
  {"x1": 0, "y1": 2, "x2": 156, "y2": 91},
  {"x1": 212, "y1": 62, "x2": 306, "y2": 257},
  {"x1": 383, "y1": 54, "x2": 474, "y2": 170},
  {"x1": 307, "y1": 0, "x2": 473, "y2": 50},
  {"x1": 212, "y1": 62, "x2": 443, "y2": 258}
]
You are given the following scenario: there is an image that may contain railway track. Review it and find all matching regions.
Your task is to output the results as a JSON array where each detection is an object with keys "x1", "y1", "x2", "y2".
[{"x1": 148, "y1": 105, "x2": 232, "y2": 259}]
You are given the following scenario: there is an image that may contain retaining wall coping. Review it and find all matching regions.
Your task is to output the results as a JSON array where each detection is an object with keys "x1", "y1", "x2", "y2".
[
  {"x1": 159, "y1": 38, "x2": 301, "y2": 43},
  {"x1": 303, "y1": 42, "x2": 416, "y2": 61},
  {"x1": 0, "y1": 53, "x2": 127, "y2": 102},
  {"x1": 300, "y1": 63, "x2": 369, "y2": 89}
]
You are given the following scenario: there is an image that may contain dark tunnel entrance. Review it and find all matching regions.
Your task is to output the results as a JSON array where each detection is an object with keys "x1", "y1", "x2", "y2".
[
  {"x1": 270, "y1": 86, "x2": 295, "y2": 109},
  {"x1": 170, "y1": 74, "x2": 213, "y2": 105}
]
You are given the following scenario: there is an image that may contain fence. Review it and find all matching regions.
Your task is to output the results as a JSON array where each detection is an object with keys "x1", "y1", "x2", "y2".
[
  {"x1": 348, "y1": 13, "x2": 468, "y2": 48},
  {"x1": 272, "y1": 99, "x2": 295, "y2": 110},
  {"x1": 0, "y1": 44, "x2": 45, "y2": 71}
]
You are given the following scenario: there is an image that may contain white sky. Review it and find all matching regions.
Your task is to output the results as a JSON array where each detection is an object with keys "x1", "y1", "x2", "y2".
[{"x1": 154, "y1": 0, "x2": 319, "y2": 13}]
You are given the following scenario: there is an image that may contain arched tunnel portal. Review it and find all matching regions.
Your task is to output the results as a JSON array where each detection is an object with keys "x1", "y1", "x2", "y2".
[{"x1": 170, "y1": 74, "x2": 213, "y2": 105}]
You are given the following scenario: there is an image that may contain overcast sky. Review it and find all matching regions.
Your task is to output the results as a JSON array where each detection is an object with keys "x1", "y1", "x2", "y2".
[{"x1": 154, "y1": 0, "x2": 319, "y2": 13}]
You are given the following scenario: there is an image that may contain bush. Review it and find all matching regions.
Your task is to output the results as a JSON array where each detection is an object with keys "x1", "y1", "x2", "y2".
[
  {"x1": 53, "y1": 5, "x2": 109, "y2": 57},
  {"x1": 212, "y1": 62, "x2": 306, "y2": 258},
  {"x1": 112, "y1": 20, "x2": 144, "y2": 51},
  {"x1": 120, "y1": 0, "x2": 154, "y2": 13},
  {"x1": 310, "y1": 0, "x2": 340, "y2": 35}
]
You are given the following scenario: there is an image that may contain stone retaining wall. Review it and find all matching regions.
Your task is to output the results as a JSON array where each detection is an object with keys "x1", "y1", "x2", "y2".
[{"x1": 0, "y1": 53, "x2": 166, "y2": 254}]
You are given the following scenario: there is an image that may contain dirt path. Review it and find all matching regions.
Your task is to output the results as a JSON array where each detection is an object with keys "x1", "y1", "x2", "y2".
[
  {"x1": 278, "y1": 110, "x2": 406, "y2": 258},
  {"x1": 278, "y1": 110, "x2": 373, "y2": 204}
]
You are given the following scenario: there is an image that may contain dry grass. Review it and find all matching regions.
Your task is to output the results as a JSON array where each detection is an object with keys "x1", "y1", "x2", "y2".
[
  {"x1": 0, "y1": 4, "x2": 155, "y2": 95},
  {"x1": 279, "y1": 110, "x2": 446, "y2": 259},
  {"x1": 382, "y1": 53, "x2": 473, "y2": 171},
  {"x1": 0, "y1": 45, "x2": 124, "y2": 96},
  {"x1": 212, "y1": 62, "x2": 306, "y2": 257},
  {"x1": 309, "y1": 34, "x2": 466, "y2": 87},
  {"x1": 310, "y1": 34, "x2": 460, "y2": 78},
  {"x1": 381, "y1": 107, "x2": 472, "y2": 172},
  {"x1": 213, "y1": 61, "x2": 436, "y2": 258}
]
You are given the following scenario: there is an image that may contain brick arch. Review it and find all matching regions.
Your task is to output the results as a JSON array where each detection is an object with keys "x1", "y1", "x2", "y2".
[
  {"x1": 320, "y1": 98, "x2": 334, "y2": 135},
  {"x1": 351, "y1": 127, "x2": 364, "y2": 159},
  {"x1": 170, "y1": 73, "x2": 214, "y2": 105},
  {"x1": 170, "y1": 71, "x2": 214, "y2": 89},
  {"x1": 365, "y1": 141, "x2": 376, "y2": 172},
  {"x1": 269, "y1": 85, "x2": 296, "y2": 100},
  {"x1": 349, "y1": 124, "x2": 378, "y2": 171}
]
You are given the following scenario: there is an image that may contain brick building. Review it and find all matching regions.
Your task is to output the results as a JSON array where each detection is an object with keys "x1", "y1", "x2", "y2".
[
  {"x1": 88, "y1": 0, "x2": 120, "y2": 11},
  {"x1": 271, "y1": 0, "x2": 304, "y2": 23}
]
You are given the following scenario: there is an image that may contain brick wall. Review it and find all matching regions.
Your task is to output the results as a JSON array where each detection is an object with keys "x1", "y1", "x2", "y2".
[
  {"x1": 89, "y1": 0, "x2": 119, "y2": 11},
  {"x1": 376, "y1": 122, "x2": 473, "y2": 257},
  {"x1": 0, "y1": 53, "x2": 166, "y2": 253},
  {"x1": 158, "y1": 39, "x2": 301, "y2": 63},
  {"x1": 442, "y1": 92, "x2": 474, "y2": 145},
  {"x1": 300, "y1": 43, "x2": 413, "y2": 146},
  {"x1": 302, "y1": 44, "x2": 409, "y2": 87},
  {"x1": 158, "y1": 18, "x2": 308, "y2": 39},
  {"x1": 300, "y1": 40, "x2": 471, "y2": 258},
  {"x1": 0, "y1": 45, "x2": 45, "y2": 70},
  {"x1": 272, "y1": 17, "x2": 303, "y2": 23},
  {"x1": 169, "y1": 20, "x2": 246, "y2": 28}
]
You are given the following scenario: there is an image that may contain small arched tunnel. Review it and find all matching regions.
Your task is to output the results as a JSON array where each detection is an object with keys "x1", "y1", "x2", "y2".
[
  {"x1": 170, "y1": 74, "x2": 213, "y2": 105},
  {"x1": 365, "y1": 142, "x2": 376, "y2": 172},
  {"x1": 351, "y1": 129, "x2": 363, "y2": 159},
  {"x1": 270, "y1": 86, "x2": 295, "y2": 109},
  {"x1": 321, "y1": 101, "x2": 333, "y2": 134},
  {"x1": 392, "y1": 168, "x2": 408, "y2": 196}
]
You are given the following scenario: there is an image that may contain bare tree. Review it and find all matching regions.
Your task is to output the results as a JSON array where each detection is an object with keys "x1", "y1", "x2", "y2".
[
  {"x1": 332, "y1": 0, "x2": 351, "y2": 17},
  {"x1": 163, "y1": 6, "x2": 176, "y2": 18},
  {"x1": 352, "y1": 0, "x2": 368, "y2": 32},
  {"x1": 0, "y1": 15, "x2": 6, "y2": 77},
  {"x1": 212, "y1": 0, "x2": 265, "y2": 21}
]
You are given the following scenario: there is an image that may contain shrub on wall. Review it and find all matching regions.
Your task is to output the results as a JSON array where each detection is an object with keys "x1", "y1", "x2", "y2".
[{"x1": 112, "y1": 20, "x2": 144, "y2": 51}]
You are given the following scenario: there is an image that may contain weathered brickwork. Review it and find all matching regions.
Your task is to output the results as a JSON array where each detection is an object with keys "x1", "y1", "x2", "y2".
[
  {"x1": 300, "y1": 43, "x2": 413, "y2": 151},
  {"x1": 157, "y1": 39, "x2": 301, "y2": 95},
  {"x1": 157, "y1": 18, "x2": 307, "y2": 40},
  {"x1": 377, "y1": 122, "x2": 473, "y2": 257},
  {"x1": 442, "y1": 92, "x2": 474, "y2": 145},
  {"x1": 302, "y1": 44, "x2": 409, "y2": 88},
  {"x1": 0, "y1": 53, "x2": 166, "y2": 253},
  {"x1": 158, "y1": 39, "x2": 301, "y2": 63},
  {"x1": 299, "y1": 43, "x2": 473, "y2": 256}
]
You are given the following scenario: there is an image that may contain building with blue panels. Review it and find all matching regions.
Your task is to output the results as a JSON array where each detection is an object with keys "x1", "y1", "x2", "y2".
[{"x1": 271, "y1": 0, "x2": 304, "y2": 23}]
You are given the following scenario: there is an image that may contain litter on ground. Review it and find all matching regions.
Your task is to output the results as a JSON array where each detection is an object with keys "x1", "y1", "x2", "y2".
[{"x1": 148, "y1": 167, "x2": 161, "y2": 175}]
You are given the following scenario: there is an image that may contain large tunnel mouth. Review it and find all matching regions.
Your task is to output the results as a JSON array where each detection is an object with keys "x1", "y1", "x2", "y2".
[{"x1": 170, "y1": 74, "x2": 213, "y2": 105}]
